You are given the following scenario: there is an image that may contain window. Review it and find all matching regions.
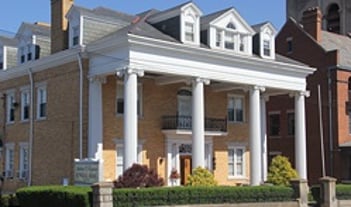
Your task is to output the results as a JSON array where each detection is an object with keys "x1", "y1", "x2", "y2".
[
  {"x1": 73, "y1": 26, "x2": 80, "y2": 46},
  {"x1": 116, "y1": 82, "x2": 142, "y2": 116},
  {"x1": 19, "y1": 143, "x2": 29, "y2": 180},
  {"x1": 287, "y1": 112, "x2": 295, "y2": 136},
  {"x1": 35, "y1": 45, "x2": 40, "y2": 60},
  {"x1": 269, "y1": 113, "x2": 280, "y2": 136},
  {"x1": 6, "y1": 92, "x2": 15, "y2": 123},
  {"x1": 216, "y1": 30, "x2": 222, "y2": 47},
  {"x1": 185, "y1": 22, "x2": 195, "y2": 42},
  {"x1": 21, "y1": 90, "x2": 30, "y2": 121},
  {"x1": 225, "y1": 32, "x2": 235, "y2": 50},
  {"x1": 37, "y1": 86, "x2": 47, "y2": 119},
  {"x1": 286, "y1": 38, "x2": 293, "y2": 53},
  {"x1": 228, "y1": 96, "x2": 244, "y2": 123},
  {"x1": 228, "y1": 146, "x2": 245, "y2": 177},
  {"x1": 326, "y1": 4, "x2": 340, "y2": 34},
  {"x1": 5, "y1": 143, "x2": 14, "y2": 178},
  {"x1": 27, "y1": 45, "x2": 32, "y2": 61},
  {"x1": 116, "y1": 143, "x2": 143, "y2": 178},
  {"x1": 0, "y1": 52, "x2": 3, "y2": 69},
  {"x1": 239, "y1": 35, "x2": 245, "y2": 52},
  {"x1": 20, "y1": 47, "x2": 25, "y2": 63},
  {"x1": 263, "y1": 40, "x2": 270, "y2": 56},
  {"x1": 226, "y1": 22, "x2": 236, "y2": 30}
]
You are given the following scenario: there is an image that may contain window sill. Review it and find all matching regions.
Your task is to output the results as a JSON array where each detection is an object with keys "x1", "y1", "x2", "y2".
[
  {"x1": 227, "y1": 176, "x2": 248, "y2": 180},
  {"x1": 268, "y1": 135, "x2": 281, "y2": 139},
  {"x1": 228, "y1": 121, "x2": 245, "y2": 125},
  {"x1": 6, "y1": 122, "x2": 15, "y2": 126},
  {"x1": 116, "y1": 114, "x2": 144, "y2": 119},
  {"x1": 36, "y1": 117, "x2": 47, "y2": 122},
  {"x1": 20, "y1": 119, "x2": 29, "y2": 124}
]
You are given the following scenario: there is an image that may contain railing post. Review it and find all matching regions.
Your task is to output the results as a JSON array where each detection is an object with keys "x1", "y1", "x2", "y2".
[
  {"x1": 320, "y1": 176, "x2": 337, "y2": 207},
  {"x1": 92, "y1": 182, "x2": 113, "y2": 207},
  {"x1": 290, "y1": 179, "x2": 309, "y2": 207}
]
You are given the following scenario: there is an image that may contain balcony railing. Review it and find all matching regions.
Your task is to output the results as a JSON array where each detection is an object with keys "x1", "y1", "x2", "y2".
[{"x1": 162, "y1": 116, "x2": 227, "y2": 132}]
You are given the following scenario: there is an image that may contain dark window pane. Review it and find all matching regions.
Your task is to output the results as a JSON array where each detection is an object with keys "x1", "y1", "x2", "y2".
[
  {"x1": 40, "y1": 103, "x2": 46, "y2": 118},
  {"x1": 24, "y1": 106, "x2": 29, "y2": 120},
  {"x1": 35, "y1": 45, "x2": 40, "y2": 60},
  {"x1": 117, "y1": 99, "x2": 124, "y2": 114},
  {"x1": 269, "y1": 114, "x2": 280, "y2": 136},
  {"x1": 27, "y1": 53, "x2": 32, "y2": 61}
]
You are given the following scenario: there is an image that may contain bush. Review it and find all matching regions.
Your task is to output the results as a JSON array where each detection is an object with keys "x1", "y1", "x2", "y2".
[
  {"x1": 267, "y1": 155, "x2": 298, "y2": 186},
  {"x1": 0, "y1": 194, "x2": 19, "y2": 207},
  {"x1": 113, "y1": 185, "x2": 294, "y2": 206},
  {"x1": 186, "y1": 167, "x2": 217, "y2": 187},
  {"x1": 114, "y1": 164, "x2": 164, "y2": 188},
  {"x1": 16, "y1": 186, "x2": 91, "y2": 207},
  {"x1": 336, "y1": 184, "x2": 351, "y2": 200}
]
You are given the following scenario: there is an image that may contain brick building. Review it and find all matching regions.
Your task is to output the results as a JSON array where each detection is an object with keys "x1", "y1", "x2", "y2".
[
  {"x1": 269, "y1": 6, "x2": 351, "y2": 183},
  {"x1": 0, "y1": 0, "x2": 314, "y2": 192}
]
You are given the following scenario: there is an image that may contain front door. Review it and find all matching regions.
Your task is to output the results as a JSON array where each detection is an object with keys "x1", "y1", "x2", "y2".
[{"x1": 180, "y1": 155, "x2": 192, "y2": 185}]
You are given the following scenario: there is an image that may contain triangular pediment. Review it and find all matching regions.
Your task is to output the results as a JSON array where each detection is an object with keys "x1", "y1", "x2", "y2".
[{"x1": 209, "y1": 8, "x2": 255, "y2": 35}]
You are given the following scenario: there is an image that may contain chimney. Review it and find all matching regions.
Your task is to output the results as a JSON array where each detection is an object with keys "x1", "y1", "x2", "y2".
[
  {"x1": 51, "y1": 0, "x2": 74, "y2": 53},
  {"x1": 302, "y1": 7, "x2": 322, "y2": 42}
]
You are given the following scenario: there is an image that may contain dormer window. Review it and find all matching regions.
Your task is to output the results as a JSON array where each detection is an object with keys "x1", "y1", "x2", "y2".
[
  {"x1": 239, "y1": 35, "x2": 245, "y2": 52},
  {"x1": 73, "y1": 26, "x2": 80, "y2": 46},
  {"x1": 263, "y1": 40, "x2": 270, "y2": 56},
  {"x1": 225, "y1": 32, "x2": 235, "y2": 50},
  {"x1": 216, "y1": 30, "x2": 222, "y2": 47},
  {"x1": 20, "y1": 47, "x2": 25, "y2": 63},
  {"x1": 227, "y1": 22, "x2": 236, "y2": 30},
  {"x1": 27, "y1": 44, "x2": 32, "y2": 61},
  {"x1": 185, "y1": 22, "x2": 195, "y2": 42}
]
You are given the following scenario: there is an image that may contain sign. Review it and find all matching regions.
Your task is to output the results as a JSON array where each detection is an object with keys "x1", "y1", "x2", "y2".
[{"x1": 74, "y1": 159, "x2": 102, "y2": 186}]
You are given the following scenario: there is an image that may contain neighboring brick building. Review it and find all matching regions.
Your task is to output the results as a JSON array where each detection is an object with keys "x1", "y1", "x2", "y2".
[
  {"x1": 0, "y1": 0, "x2": 314, "y2": 192},
  {"x1": 269, "y1": 6, "x2": 351, "y2": 184}
]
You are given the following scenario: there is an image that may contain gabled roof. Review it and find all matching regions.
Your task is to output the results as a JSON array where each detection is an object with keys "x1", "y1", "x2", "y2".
[
  {"x1": 200, "y1": 7, "x2": 232, "y2": 26},
  {"x1": 15, "y1": 22, "x2": 51, "y2": 39},
  {"x1": 0, "y1": 36, "x2": 18, "y2": 47},
  {"x1": 251, "y1": 21, "x2": 277, "y2": 36},
  {"x1": 147, "y1": 1, "x2": 202, "y2": 24},
  {"x1": 67, "y1": 5, "x2": 135, "y2": 23},
  {"x1": 320, "y1": 31, "x2": 351, "y2": 68}
]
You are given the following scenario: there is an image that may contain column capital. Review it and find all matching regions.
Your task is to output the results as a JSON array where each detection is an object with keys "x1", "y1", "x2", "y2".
[
  {"x1": 116, "y1": 67, "x2": 144, "y2": 78},
  {"x1": 88, "y1": 75, "x2": 107, "y2": 84},
  {"x1": 290, "y1": 91, "x2": 310, "y2": 98},
  {"x1": 192, "y1": 77, "x2": 210, "y2": 85},
  {"x1": 249, "y1": 85, "x2": 265, "y2": 92},
  {"x1": 260, "y1": 94, "x2": 270, "y2": 102}
]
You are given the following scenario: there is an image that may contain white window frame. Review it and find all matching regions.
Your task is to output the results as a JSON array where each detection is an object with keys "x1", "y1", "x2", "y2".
[
  {"x1": 227, "y1": 94, "x2": 245, "y2": 123},
  {"x1": 5, "y1": 143, "x2": 14, "y2": 178},
  {"x1": 181, "y1": 8, "x2": 200, "y2": 45},
  {"x1": 18, "y1": 142, "x2": 29, "y2": 180},
  {"x1": 115, "y1": 140, "x2": 143, "y2": 178},
  {"x1": 116, "y1": 81, "x2": 143, "y2": 117},
  {"x1": 21, "y1": 88, "x2": 30, "y2": 121},
  {"x1": 6, "y1": 90, "x2": 16, "y2": 124},
  {"x1": 227, "y1": 143, "x2": 246, "y2": 179},
  {"x1": 36, "y1": 84, "x2": 47, "y2": 120}
]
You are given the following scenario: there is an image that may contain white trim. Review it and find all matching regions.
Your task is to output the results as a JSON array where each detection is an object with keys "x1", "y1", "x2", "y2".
[
  {"x1": 20, "y1": 89, "x2": 30, "y2": 122},
  {"x1": 227, "y1": 94, "x2": 245, "y2": 123},
  {"x1": 4, "y1": 143, "x2": 14, "y2": 178},
  {"x1": 6, "y1": 91, "x2": 16, "y2": 124},
  {"x1": 18, "y1": 142, "x2": 29, "y2": 180},
  {"x1": 227, "y1": 142, "x2": 247, "y2": 179},
  {"x1": 36, "y1": 84, "x2": 47, "y2": 120}
]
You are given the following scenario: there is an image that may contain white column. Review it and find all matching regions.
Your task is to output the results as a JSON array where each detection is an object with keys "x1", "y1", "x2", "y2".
[
  {"x1": 88, "y1": 76, "x2": 105, "y2": 160},
  {"x1": 260, "y1": 95, "x2": 268, "y2": 182},
  {"x1": 117, "y1": 68, "x2": 144, "y2": 171},
  {"x1": 249, "y1": 86, "x2": 264, "y2": 186},
  {"x1": 295, "y1": 91, "x2": 308, "y2": 179},
  {"x1": 192, "y1": 78, "x2": 210, "y2": 169}
]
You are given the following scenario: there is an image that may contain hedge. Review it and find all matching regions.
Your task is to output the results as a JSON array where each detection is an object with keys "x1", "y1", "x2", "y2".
[
  {"x1": 15, "y1": 186, "x2": 91, "y2": 207},
  {"x1": 336, "y1": 184, "x2": 351, "y2": 200},
  {"x1": 113, "y1": 186, "x2": 295, "y2": 206},
  {"x1": 0, "y1": 194, "x2": 19, "y2": 207}
]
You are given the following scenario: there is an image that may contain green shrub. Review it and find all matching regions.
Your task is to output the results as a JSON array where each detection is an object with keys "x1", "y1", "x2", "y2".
[
  {"x1": 267, "y1": 155, "x2": 298, "y2": 186},
  {"x1": 114, "y1": 164, "x2": 164, "y2": 188},
  {"x1": 186, "y1": 167, "x2": 217, "y2": 187},
  {"x1": 113, "y1": 185, "x2": 294, "y2": 206},
  {"x1": 16, "y1": 186, "x2": 91, "y2": 207},
  {"x1": 0, "y1": 194, "x2": 19, "y2": 207}
]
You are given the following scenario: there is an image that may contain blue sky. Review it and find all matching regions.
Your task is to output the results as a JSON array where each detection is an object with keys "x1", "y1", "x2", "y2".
[{"x1": 0, "y1": 1, "x2": 286, "y2": 36}]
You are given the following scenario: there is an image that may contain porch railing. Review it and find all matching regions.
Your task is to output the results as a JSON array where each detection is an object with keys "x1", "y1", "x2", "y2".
[{"x1": 162, "y1": 116, "x2": 227, "y2": 132}]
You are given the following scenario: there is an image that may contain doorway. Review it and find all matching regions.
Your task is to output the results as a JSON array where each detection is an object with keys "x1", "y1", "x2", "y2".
[{"x1": 180, "y1": 155, "x2": 192, "y2": 185}]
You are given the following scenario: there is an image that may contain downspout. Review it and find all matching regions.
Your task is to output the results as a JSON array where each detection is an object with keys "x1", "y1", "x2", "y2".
[
  {"x1": 77, "y1": 53, "x2": 83, "y2": 159},
  {"x1": 27, "y1": 68, "x2": 34, "y2": 186},
  {"x1": 328, "y1": 66, "x2": 334, "y2": 176}
]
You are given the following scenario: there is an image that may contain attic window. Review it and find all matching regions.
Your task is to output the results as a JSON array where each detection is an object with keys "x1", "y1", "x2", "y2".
[
  {"x1": 73, "y1": 26, "x2": 80, "y2": 46},
  {"x1": 225, "y1": 32, "x2": 235, "y2": 50},
  {"x1": 185, "y1": 22, "x2": 195, "y2": 42},
  {"x1": 263, "y1": 40, "x2": 270, "y2": 56},
  {"x1": 226, "y1": 22, "x2": 236, "y2": 30}
]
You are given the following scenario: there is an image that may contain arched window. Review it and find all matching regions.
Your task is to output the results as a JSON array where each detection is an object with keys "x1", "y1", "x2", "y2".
[
  {"x1": 226, "y1": 22, "x2": 236, "y2": 30},
  {"x1": 326, "y1": 4, "x2": 340, "y2": 34}
]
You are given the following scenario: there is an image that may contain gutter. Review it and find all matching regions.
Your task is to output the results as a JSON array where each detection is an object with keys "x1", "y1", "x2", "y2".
[{"x1": 27, "y1": 68, "x2": 34, "y2": 186}]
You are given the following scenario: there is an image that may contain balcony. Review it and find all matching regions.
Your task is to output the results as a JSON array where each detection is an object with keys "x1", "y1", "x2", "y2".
[{"x1": 162, "y1": 116, "x2": 227, "y2": 132}]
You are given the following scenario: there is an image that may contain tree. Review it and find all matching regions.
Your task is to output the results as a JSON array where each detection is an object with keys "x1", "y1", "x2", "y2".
[{"x1": 267, "y1": 155, "x2": 298, "y2": 186}]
